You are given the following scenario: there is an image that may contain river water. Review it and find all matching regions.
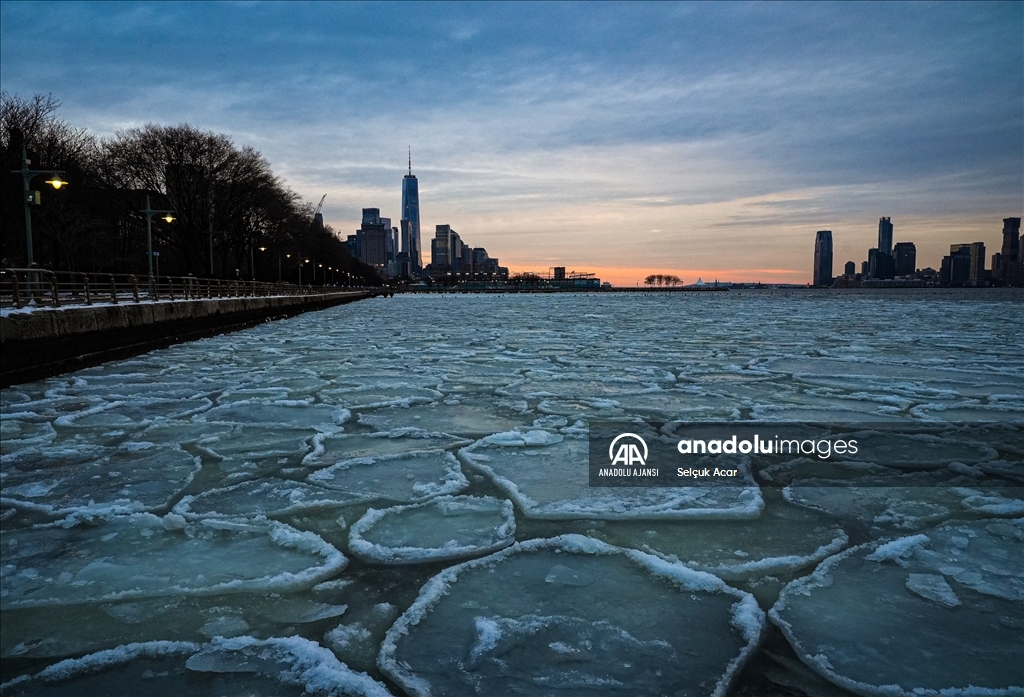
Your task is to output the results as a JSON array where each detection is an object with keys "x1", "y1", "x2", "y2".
[{"x1": 1, "y1": 290, "x2": 1022, "y2": 696}]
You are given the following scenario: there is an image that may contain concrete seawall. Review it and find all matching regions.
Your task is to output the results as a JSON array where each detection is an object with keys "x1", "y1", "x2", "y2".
[{"x1": 1, "y1": 291, "x2": 375, "y2": 387}]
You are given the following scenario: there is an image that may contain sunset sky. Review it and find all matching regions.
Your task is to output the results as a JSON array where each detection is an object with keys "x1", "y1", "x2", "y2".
[{"x1": 1, "y1": 2, "x2": 1020, "y2": 285}]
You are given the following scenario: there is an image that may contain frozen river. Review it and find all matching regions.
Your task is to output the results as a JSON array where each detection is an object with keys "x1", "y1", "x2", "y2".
[{"x1": 2, "y1": 290, "x2": 1022, "y2": 696}]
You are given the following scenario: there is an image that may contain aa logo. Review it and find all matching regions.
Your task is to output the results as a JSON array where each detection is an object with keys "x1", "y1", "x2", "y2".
[{"x1": 608, "y1": 433, "x2": 648, "y2": 466}]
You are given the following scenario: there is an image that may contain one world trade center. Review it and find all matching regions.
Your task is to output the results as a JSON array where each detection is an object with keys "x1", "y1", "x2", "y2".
[{"x1": 401, "y1": 149, "x2": 422, "y2": 272}]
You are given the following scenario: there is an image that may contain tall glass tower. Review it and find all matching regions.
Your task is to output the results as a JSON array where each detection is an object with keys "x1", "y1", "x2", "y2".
[
  {"x1": 401, "y1": 149, "x2": 421, "y2": 271},
  {"x1": 877, "y1": 217, "x2": 893, "y2": 256},
  {"x1": 813, "y1": 230, "x2": 833, "y2": 287}
]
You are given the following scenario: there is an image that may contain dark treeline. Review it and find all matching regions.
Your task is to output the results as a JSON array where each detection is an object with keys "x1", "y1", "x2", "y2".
[{"x1": 1, "y1": 92, "x2": 381, "y2": 285}]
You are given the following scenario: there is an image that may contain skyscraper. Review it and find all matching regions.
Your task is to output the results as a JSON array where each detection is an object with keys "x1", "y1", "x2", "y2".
[
  {"x1": 893, "y1": 242, "x2": 917, "y2": 277},
  {"x1": 878, "y1": 217, "x2": 893, "y2": 256},
  {"x1": 357, "y1": 208, "x2": 388, "y2": 269},
  {"x1": 813, "y1": 230, "x2": 833, "y2": 287},
  {"x1": 994, "y1": 217, "x2": 1022, "y2": 284},
  {"x1": 401, "y1": 149, "x2": 422, "y2": 272}
]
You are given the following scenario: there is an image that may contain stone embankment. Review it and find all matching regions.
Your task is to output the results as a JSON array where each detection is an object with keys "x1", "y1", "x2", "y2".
[{"x1": 1, "y1": 291, "x2": 377, "y2": 387}]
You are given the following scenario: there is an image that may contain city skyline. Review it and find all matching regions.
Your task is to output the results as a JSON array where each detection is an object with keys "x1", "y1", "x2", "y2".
[{"x1": 1, "y1": 2, "x2": 1020, "y2": 285}]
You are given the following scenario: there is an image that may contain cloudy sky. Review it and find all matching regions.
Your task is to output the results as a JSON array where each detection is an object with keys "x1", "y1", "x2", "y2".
[{"x1": 2, "y1": 2, "x2": 1020, "y2": 284}]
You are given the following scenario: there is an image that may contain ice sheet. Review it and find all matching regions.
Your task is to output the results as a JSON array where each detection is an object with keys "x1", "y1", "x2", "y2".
[
  {"x1": 348, "y1": 496, "x2": 516, "y2": 564},
  {"x1": 460, "y1": 433, "x2": 763, "y2": 520},
  {"x1": 770, "y1": 518, "x2": 1024, "y2": 695},
  {"x1": 1, "y1": 637, "x2": 393, "y2": 696},
  {"x1": 379, "y1": 534, "x2": 764, "y2": 697},
  {"x1": 307, "y1": 450, "x2": 468, "y2": 503},
  {"x1": 1, "y1": 513, "x2": 347, "y2": 609}
]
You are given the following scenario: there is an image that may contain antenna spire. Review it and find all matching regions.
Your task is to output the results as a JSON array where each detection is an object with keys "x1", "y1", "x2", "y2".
[{"x1": 408, "y1": 147, "x2": 412, "y2": 175}]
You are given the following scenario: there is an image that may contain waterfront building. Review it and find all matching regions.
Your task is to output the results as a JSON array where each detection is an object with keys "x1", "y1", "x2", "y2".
[
  {"x1": 877, "y1": 217, "x2": 893, "y2": 256},
  {"x1": 868, "y1": 248, "x2": 895, "y2": 280},
  {"x1": 357, "y1": 208, "x2": 388, "y2": 270},
  {"x1": 401, "y1": 151, "x2": 422, "y2": 272},
  {"x1": 969, "y1": 241, "x2": 986, "y2": 283},
  {"x1": 993, "y1": 217, "x2": 1022, "y2": 285},
  {"x1": 432, "y1": 225, "x2": 452, "y2": 269},
  {"x1": 940, "y1": 244, "x2": 973, "y2": 286},
  {"x1": 894, "y1": 242, "x2": 916, "y2": 277},
  {"x1": 813, "y1": 230, "x2": 833, "y2": 287}
]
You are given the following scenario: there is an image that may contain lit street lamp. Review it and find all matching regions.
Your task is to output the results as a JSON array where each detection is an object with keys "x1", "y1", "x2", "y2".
[
  {"x1": 139, "y1": 194, "x2": 175, "y2": 296},
  {"x1": 12, "y1": 145, "x2": 67, "y2": 267}
]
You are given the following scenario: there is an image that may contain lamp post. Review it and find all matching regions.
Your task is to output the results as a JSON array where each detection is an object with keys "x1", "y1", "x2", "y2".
[
  {"x1": 140, "y1": 194, "x2": 175, "y2": 296},
  {"x1": 12, "y1": 145, "x2": 67, "y2": 268}
]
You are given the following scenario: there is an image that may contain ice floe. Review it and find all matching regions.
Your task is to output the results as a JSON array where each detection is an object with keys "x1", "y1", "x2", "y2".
[
  {"x1": 1, "y1": 443, "x2": 201, "y2": 516},
  {"x1": 1, "y1": 513, "x2": 347, "y2": 609},
  {"x1": 173, "y1": 478, "x2": 371, "y2": 519},
  {"x1": 770, "y1": 518, "x2": 1024, "y2": 696},
  {"x1": 348, "y1": 496, "x2": 516, "y2": 564},
  {"x1": 379, "y1": 534, "x2": 764, "y2": 697},
  {"x1": 307, "y1": 450, "x2": 468, "y2": 503},
  {"x1": 0, "y1": 636, "x2": 393, "y2": 696},
  {"x1": 460, "y1": 433, "x2": 763, "y2": 519}
]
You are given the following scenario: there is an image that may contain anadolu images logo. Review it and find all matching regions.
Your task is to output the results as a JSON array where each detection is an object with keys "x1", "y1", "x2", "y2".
[{"x1": 609, "y1": 433, "x2": 648, "y2": 466}]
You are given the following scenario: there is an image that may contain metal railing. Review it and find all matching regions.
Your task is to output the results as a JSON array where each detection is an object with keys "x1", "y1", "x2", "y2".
[{"x1": 1, "y1": 268, "x2": 360, "y2": 309}]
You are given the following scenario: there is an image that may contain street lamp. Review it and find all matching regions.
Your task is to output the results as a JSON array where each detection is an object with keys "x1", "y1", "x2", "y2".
[
  {"x1": 140, "y1": 194, "x2": 175, "y2": 296},
  {"x1": 12, "y1": 145, "x2": 68, "y2": 267}
]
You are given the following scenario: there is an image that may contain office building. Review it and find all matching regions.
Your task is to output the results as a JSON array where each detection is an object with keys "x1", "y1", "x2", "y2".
[
  {"x1": 893, "y1": 242, "x2": 916, "y2": 277},
  {"x1": 868, "y1": 248, "x2": 895, "y2": 280},
  {"x1": 356, "y1": 208, "x2": 388, "y2": 269},
  {"x1": 431, "y1": 224, "x2": 452, "y2": 269},
  {"x1": 941, "y1": 244, "x2": 973, "y2": 286},
  {"x1": 969, "y1": 241, "x2": 986, "y2": 283},
  {"x1": 993, "y1": 217, "x2": 1022, "y2": 285},
  {"x1": 877, "y1": 217, "x2": 893, "y2": 256},
  {"x1": 401, "y1": 151, "x2": 422, "y2": 272},
  {"x1": 813, "y1": 230, "x2": 833, "y2": 287}
]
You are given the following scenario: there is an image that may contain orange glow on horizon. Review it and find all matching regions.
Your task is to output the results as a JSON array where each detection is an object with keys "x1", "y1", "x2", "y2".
[{"x1": 501, "y1": 264, "x2": 808, "y2": 287}]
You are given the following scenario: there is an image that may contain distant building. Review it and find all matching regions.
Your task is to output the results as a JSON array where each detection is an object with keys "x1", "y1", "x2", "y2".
[
  {"x1": 893, "y1": 242, "x2": 916, "y2": 277},
  {"x1": 356, "y1": 208, "x2": 388, "y2": 269},
  {"x1": 941, "y1": 244, "x2": 973, "y2": 286},
  {"x1": 969, "y1": 242, "x2": 986, "y2": 283},
  {"x1": 431, "y1": 224, "x2": 453, "y2": 269},
  {"x1": 993, "y1": 217, "x2": 1022, "y2": 286},
  {"x1": 813, "y1": 230, "x2": 833, "y2": 287},
  {"x1": 401, "y1": 151, "x2": 422, "y2": 272},
  {"x1": 878, "y1": 217, "x2": 893, "y2": 256},
  {"x1": 868, "y1": 247, "x2": 895, "y2": 280}
]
